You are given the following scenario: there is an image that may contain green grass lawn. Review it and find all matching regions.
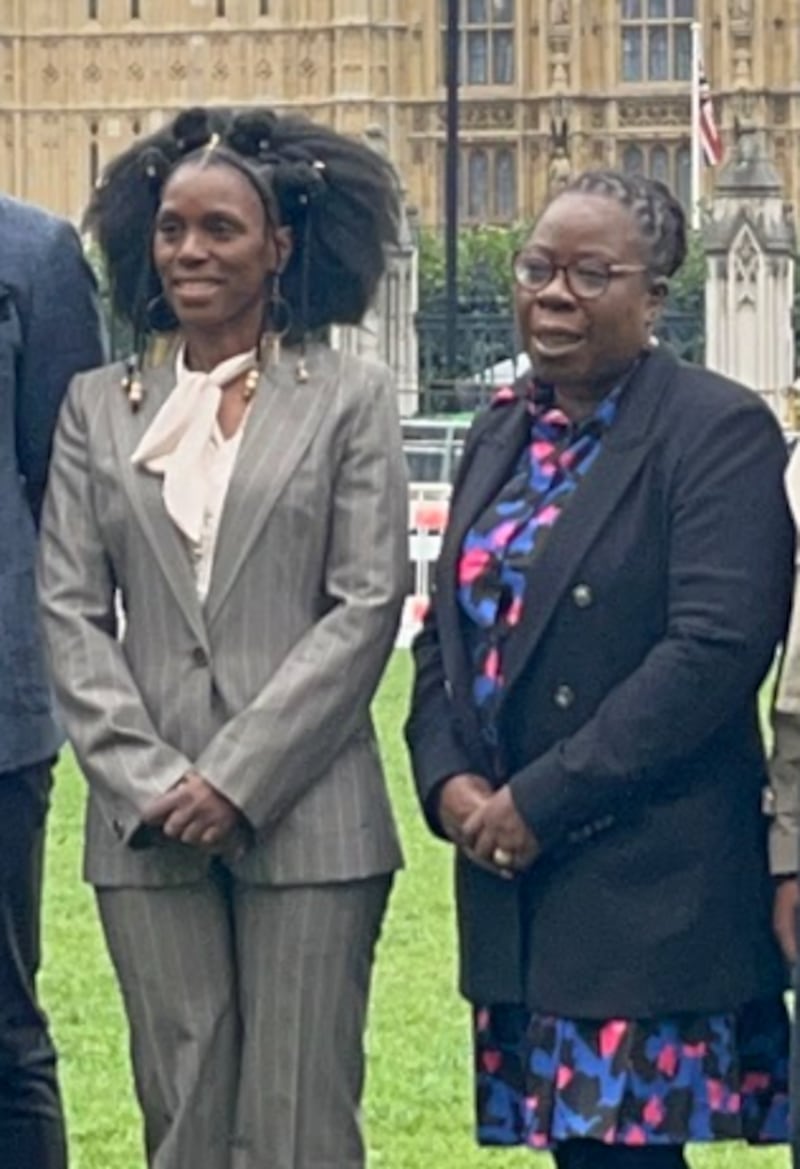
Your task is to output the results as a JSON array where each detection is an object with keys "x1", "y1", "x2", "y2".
[{"x1": 41, "y1": 652, "x2": 789, "y2": 1168}]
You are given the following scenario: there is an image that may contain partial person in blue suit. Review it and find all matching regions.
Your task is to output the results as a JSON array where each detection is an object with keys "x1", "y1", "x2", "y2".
[
  {"x1": 767, "y1": 440, "x2": 800, "y2": 1169},
  {"x1": 0, "y1": 194, "x2": 103, "y2": 1168}
]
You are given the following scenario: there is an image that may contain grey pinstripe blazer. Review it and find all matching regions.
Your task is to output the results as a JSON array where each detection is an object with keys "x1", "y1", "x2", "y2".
[{"x1": 37, "y1": 342, "x2": 407, "y2": 888}]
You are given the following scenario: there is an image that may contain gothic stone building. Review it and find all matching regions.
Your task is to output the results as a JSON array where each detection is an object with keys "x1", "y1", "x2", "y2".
[{"x1": 0, "y1": 0, "x2": 797, "y2": 227}]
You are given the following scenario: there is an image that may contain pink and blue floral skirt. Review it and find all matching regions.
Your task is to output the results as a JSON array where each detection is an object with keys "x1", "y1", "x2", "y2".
[{"x1": 474, "y1": 998, "x2": 789, "y2": 1150}]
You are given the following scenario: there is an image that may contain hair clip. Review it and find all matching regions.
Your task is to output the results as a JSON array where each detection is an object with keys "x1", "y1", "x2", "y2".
[{"x1": 205, "y1": 132, "x2": 221, "y2": 154}]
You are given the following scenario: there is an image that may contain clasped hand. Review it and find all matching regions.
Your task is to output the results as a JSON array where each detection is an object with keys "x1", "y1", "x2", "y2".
[
  {"x1": 142, "y1": 770, "x2": 249, "y2": 859},
  {"x1": 437, "y1": 772, "x2": 540, "y2": 877}
]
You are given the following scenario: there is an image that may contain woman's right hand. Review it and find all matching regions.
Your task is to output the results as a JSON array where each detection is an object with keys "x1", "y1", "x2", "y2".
[
  {"x1": 436, "y1": 773, "x2": 494, "y2": 847},
  {"x1": 142, "y1": 771, "x2": 249, "y2": 857}
]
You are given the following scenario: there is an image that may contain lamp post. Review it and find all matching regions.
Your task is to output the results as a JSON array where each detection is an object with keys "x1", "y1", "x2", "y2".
[{"x1": 444, "y1": 0, "x2": 460, "y2": 376}]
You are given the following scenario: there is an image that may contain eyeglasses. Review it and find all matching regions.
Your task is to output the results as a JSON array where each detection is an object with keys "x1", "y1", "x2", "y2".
[{"x1": 512, "y1": 253, "x2": 648, "y2": 300}]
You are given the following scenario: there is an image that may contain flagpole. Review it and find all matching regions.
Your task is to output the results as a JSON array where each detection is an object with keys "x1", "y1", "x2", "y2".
[{"x1": 690, "y1": 20, "x2": 702, "y2": 231}]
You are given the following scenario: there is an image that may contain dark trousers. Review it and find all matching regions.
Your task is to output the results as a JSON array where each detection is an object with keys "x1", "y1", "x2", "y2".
[
  {"x1": 0, "y1": 762, "x2": 66, "y2": 1169},
  {"x1": 554, "y1": 1142, "x2": 688, "y2": 1168},
  {"x1": 793, "y1": 895, "x2": 800, "y2": 1169}
]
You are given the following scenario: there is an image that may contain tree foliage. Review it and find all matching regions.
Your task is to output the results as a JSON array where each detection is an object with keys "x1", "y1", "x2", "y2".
[{"x1": 418, "y1": 223, "x2": 530, "y2": 309}]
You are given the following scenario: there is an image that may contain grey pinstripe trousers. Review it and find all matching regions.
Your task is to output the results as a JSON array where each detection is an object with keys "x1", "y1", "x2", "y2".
[{"x1": 97, "y1": 869, "x2": 392, "y2": 1169}]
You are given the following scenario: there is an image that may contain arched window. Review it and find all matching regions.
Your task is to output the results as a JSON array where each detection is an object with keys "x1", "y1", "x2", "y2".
[
  {"x1": 622, "y1": 144, "x2": 645, "y2": 175},
  {"x1": 621, "y1": 0, "x2": 694, "y2": 83},
  {"x1": 467, "y1": 149, "x2": 490, "y2": 220},
  {"x1": 650, "y1": 144, "x2": 670, "y2": 185},
  {"x1": 675, "y1": 143, "x2": 691, "y2": 209},
  {"x1": 494, "y1": 148, "x2": 516, "y2": 219}
]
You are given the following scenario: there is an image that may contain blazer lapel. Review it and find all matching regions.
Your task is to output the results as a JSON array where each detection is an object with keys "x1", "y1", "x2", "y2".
[
  {"x1": 204, "y1": 344, "x2": 333, "y2": 625},
  {"x1": 499, "y1": 346, "x2": 676, "y2": 700},
  {"x1": 108, "y1": 358, "x2": 211, "y2": 651}
]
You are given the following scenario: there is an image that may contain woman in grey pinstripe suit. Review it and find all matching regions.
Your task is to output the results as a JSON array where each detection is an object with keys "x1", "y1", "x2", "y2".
[{"x1": 37, "y1": 106, "x2": 408, "y2": 1169}]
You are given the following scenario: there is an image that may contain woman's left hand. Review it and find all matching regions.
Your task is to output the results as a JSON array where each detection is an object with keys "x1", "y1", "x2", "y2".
[
  {"x1": 142, "y1": 770, "x2": 247, "y2": 854},
  {"x1": 461, "y1": 786, "x2": 541, "y2": 875}
]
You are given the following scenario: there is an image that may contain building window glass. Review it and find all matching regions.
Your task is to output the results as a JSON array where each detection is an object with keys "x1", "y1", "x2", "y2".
[
  {"x1": 675, "y1": 144, "x2": 691, "y2": 208},
  {"x1": 622, "y1": 142, "x2": 693, "y2": 210},
  {"x1": 440, "y1": 0, "x2": 515, "y2": 86},
  {"x1": 467, "y1": 150, "x2": 490, "y2": 218},
  {"x1": 651, "y1": 144, "x2": 670, "y2": 185},
  {"x1": 620, "y1": 0, "x2": 694, "y2": 83},
  {"x1": 259, "y1": 0, "x2": 270, "y2": 12},
  {"x1": 130, "y1": 0, "x2": 140, "y2": 16},
  {"x1": 622, "y1": 144, "x2": 645, "y2": 175},
  {"x1": 495, "y1": 148, "x2": 516, "y2": 219},
  {"x1": 88, "y1": 0, "x2": 98, "y2": 18},
  {"x1": 443, "y1": 145, "x2": 517, "y2": 223}
]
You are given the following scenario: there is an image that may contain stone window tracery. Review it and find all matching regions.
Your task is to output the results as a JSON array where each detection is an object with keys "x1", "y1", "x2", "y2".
[
  {"x1": 440, "y1": 144, "x2": 518, "y2": 223},
  {"x1": 621, "y1": 140, "x2": 692, "y2": 210},
  {"x1": 439, "y1": 0, "x2": 515, "y2": 87},
  {"x1": 621, "y1": 0, "x2": 694, "y2": 83}
]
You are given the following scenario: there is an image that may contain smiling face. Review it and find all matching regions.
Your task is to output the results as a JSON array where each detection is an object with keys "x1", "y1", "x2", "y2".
[
  {"x1": 514, "y1": 192, "x2": 664, "y2": 389},
  {"x1": 153, "y1": 158, "x2": 290, "y2": 352}
]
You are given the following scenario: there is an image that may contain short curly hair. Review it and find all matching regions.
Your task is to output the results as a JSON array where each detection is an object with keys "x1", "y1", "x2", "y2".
[{"x1": 84, "y1": 105, "x2": 401, "y2": 344}]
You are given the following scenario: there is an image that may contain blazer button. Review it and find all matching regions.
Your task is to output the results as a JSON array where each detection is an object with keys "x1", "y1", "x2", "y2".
[
  {"x1": 191, "y1": 646, "x2": 209, "y2": 667},
  {"x1": 572, "y1": 583, "x2": 593, "y2": 609},
  {"x1": 553, "y1": 684, "x2": 575, "y2": 710}
]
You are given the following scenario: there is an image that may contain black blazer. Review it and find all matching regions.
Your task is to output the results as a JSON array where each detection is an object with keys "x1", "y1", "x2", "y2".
[{"x1": 406, "y1": 346, "x2": 794, "y2": 1018}]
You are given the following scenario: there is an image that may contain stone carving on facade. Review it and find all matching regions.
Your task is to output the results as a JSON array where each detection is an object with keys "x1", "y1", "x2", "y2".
[
  {"x1": 547, "y1": 0, "x2": 572, "y2": 88},
  {"x1": 732, "y1": 227, "x2": 759, "y2": 303},
  {"x1": 549, "y1": 0, "x2": 571, "y2": 29},
  {"x1": 412, "y1": 106, "x2": 427, "y2": 133},
  {"x1": 729, "y1": 0, "x2": 753, "y2": 86},
  {"x1": 548, "y1": 114, "x2": 571, "y2": 196},
  {"x1": 774, "y1": 96, "x2": 789, "y2": 125},
  {"x1": 619, "y1": 98, "x2": 690, "y2": 127},
  {"x1": 704, "y1": 122, "x2": 795, "y2": 422},
  {"x1": 729, "y1": 0, "x2": 752, "y2": 29},
  {"x1": 436, "y1": 102, "x2": 514, "y2": 130}
]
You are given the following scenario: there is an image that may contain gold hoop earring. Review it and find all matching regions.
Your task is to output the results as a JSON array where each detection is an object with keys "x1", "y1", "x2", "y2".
[{"x1": 268, "y1": 275, "x2": 292, "y2": 363}]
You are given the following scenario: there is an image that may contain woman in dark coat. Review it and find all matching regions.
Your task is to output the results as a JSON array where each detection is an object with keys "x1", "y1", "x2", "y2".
[{"x1": 405, "y1": 171, "x2": 794, "y2": 1168}]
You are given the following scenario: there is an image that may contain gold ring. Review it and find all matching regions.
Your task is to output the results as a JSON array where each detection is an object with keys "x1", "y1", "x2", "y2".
[{"x1": 492, "y1": 847, "x2": 513, "y2": 868}]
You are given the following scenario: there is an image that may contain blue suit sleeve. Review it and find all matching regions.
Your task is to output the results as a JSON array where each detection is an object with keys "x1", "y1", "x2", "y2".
[{"x1": 15, "y1": 219, "x2": 105, "y2": 524}]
